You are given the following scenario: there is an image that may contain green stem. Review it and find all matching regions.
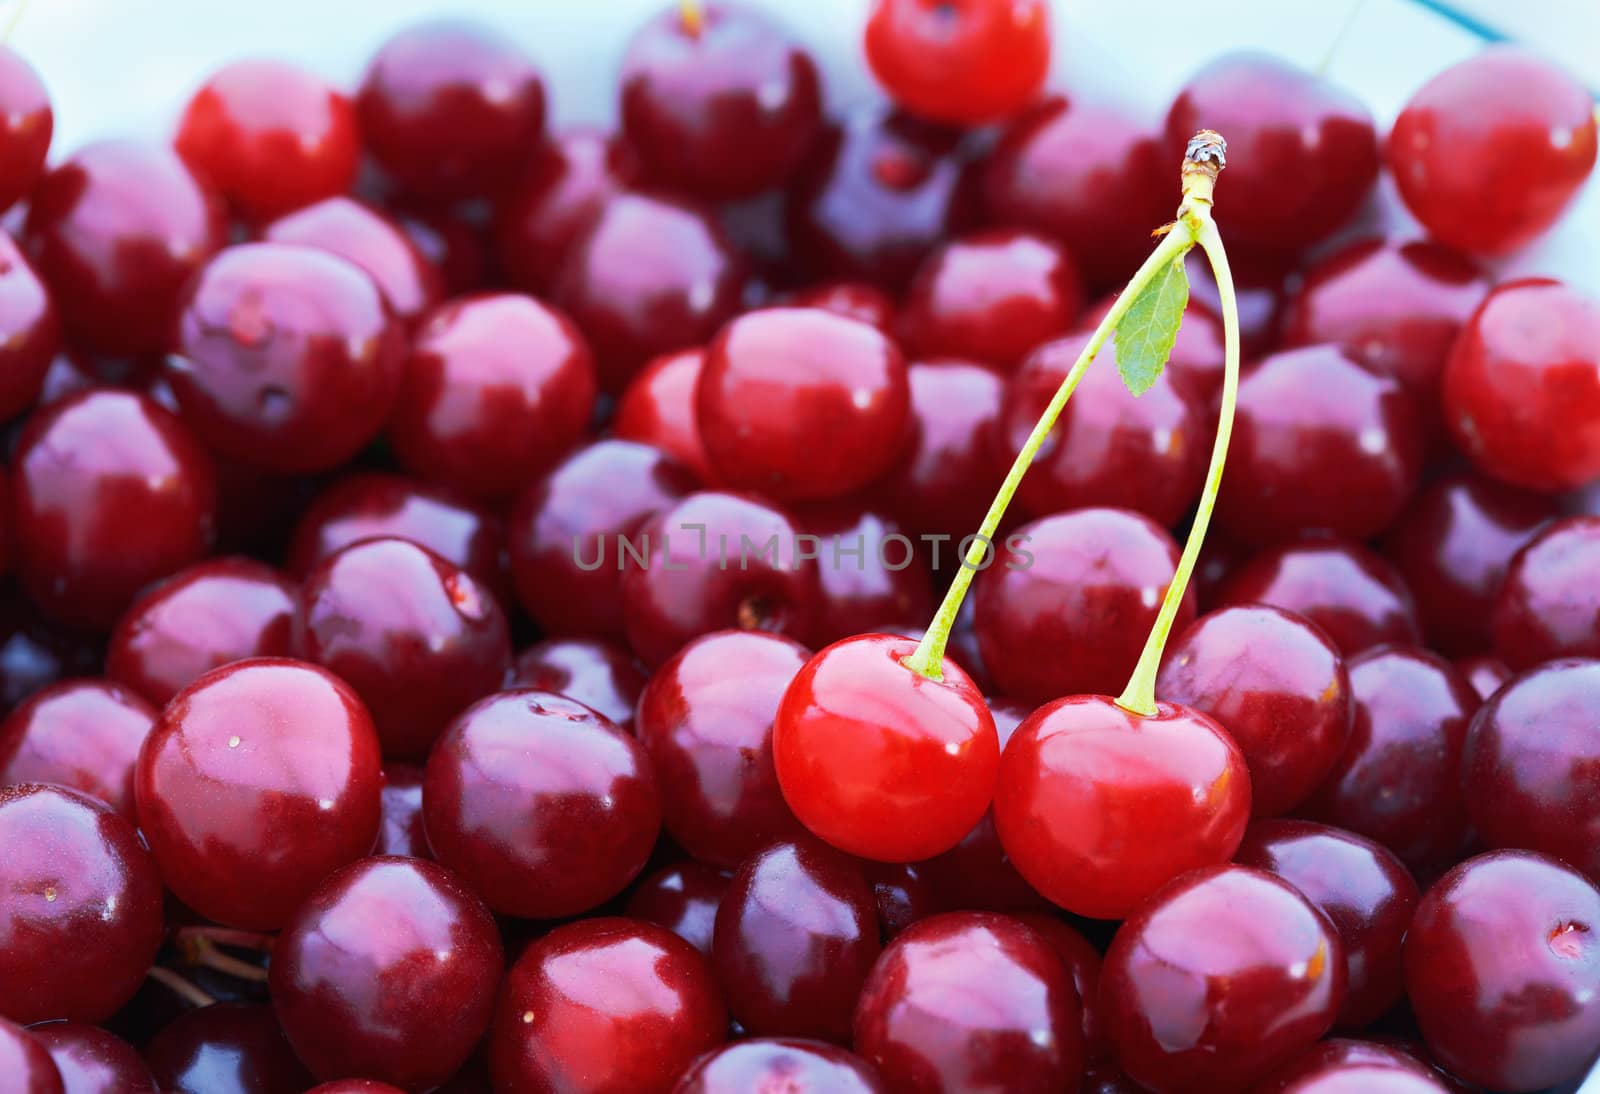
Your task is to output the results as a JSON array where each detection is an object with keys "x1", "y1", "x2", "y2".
[
  {"x1": 1115, "y1": 215, "x2": 1241, "y2": 715},
  {"x1": 901, "y1": 222, "x2": 1198, "y2": 680}
]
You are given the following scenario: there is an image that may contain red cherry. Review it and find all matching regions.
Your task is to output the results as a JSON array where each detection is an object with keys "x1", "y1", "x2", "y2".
[
  {"x1": 389, "y1": 203, "x2": 490, "y2": 298},
  {"x1": 306, "y1": 1083, "x2": 406, "y2": 1094},
  {"x1": 674, "y1": 1038, "x2": 886, "y2": 1093},
  {"x1": 145, "y1": 1004, "x2": 313, "y2": 1094},
  {"x1": 1076, "y1": 291, "x2": 1227, "y2": 401},
  {"x1": 774, "y1": 633, "x2": 998, "y2": 862},
  {"x1": 376, "y1": 763, "x2": 428, "y2": 859},
  {"x1": 135, "y1": 658, "x2": 383, "y2": 929},
  {"x1": 357, "y1": 20, "x2": 545, "y2": 202},
  {"x1": 1218, "y1": 540, "x2": 1421, "y2": 656},
  {"x1": 261, "y1": 196, "x2": 443, "y2": 325},
  {"x1": 1251, "y1": 1039, "x2": 1451, "y2": 1094},
  {"x1": 0, "y1": 1019, "x2": 64, "y2": 1094},
  {"x1": 0, "y1": 46, "x2": 51, "y2": 213},
  {"x1": 626, "y1": 860, "x2": 730, "y2": 955},
  {"x1": 864, "y1": 0, "x2": 1050, "y2": 125},
  {"x1": 867, "y1": 860, "x2": 940, "y2": 939},
  {"x1": 488, "y1": 918, "x2": 726, "y2": 1092},
  {"x1": 388, "y1": 292, "x2": 597, "y2": 500},
  {"x1": 1011, "y1": 913, "x2": 1107, "y2": 1062},
  {"x1": 0, "y1": 230, "x2": 59, "y2": 421},
  {"x1": 994, "y1": 695, "x2": 1250, "y2": 919},
  {"x1": 1388, "y1": 47, "x2": 1597, "y2": 256},
  {"x1": 614, "y1": 348, "x2": 718, "y2": 484},
  {"x1": 175, "y1": 59, "x2": 360, "y2": 221},
  {"x1": 783, "y1": 281, "x2": 895, "y2": 331},
  {"x1": 1493, "y1": 517, "x2": 1600, "y2": 667},
  {"x1": 29, "y1": 1022, "x2": 157, "y2": 1094},
  {"x1": 509, "y1": 636, "x2": 647, "y2": 731},
  {"x1": 0, "y1": 679, "x2": 156, "y2": 819},
  {"x1": 799, "y1": 504, "x2": 933, "y2": 645}
]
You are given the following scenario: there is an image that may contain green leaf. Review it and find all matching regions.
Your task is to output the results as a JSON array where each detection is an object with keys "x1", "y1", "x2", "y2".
[{"x1": 1114, "y1": 258, "x2": 1189, "y2": 397}]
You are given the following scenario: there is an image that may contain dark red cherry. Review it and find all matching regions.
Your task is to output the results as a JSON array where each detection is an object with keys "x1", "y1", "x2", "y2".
[
  {"x1": 995, "y1": 694, "x2": 1251, "y2": 919},
  {"x1": 0, "y1": 230, "x2": 59, "y2": 421},
  {"x1": 0, "y1": 784, "x2": 163, "y2": 1025},
  {"x1": 0, "y1": 1018, "x2": 61, "y2": 1093},
  {"x1": 508, "y1": 439, "x2": 697, "y2": 639},
  {"x1": 12, "y1": 389, "x2": 216, "y2": 631},
  {"x1": 488, "y1": 918, "x2": 726, "y2": 1092},
  {"x1": 1456, "y1": 654, "x2": 1512, "y2": 701},
  {"x1": 423, "y1": 689, "x2": 660, "y2": 918},
  {"x1": 621, "y1": 490, "x2": 818, "y2": 666},
  {"x1": 509, "y1": 637, "x2": 646, "y2": 731},
  {"x1": 1101, "y1": 864, "x2": 1344, "y2": 1091},
  {"x1": 1165, "y1": 52, "x2": 1378, "y2": 252},
  {"x1": 145, "y1": 1003, "x2": 313, "y2": 1094},
  {"x1": 1156, "y1": 605, "x2": 1351, "y2": 817},
  {"x1": 636, "y1": 630, "x2": 809, "y2": 868},
  {"x1": 554, "y1": 191, "x2": 746, "y2": 391},
  {"x1": 783, "y1": 281, "x2": 895, "y2": 331},
  {"x1": 712, "y1": 838, "x2": 879, "y2": 1041},
  {"x1": 29, "y1": 1022, "x2": 156, "y2": 1094},
  {"x1": 376, "y1": 763, "x2": 428, "y2": 858},
  {"x1": 0, "y1": 593, "x2": 103, "y2": 715},
  {"x1": 0, "y1": 45, "x2": 51, "y2": 213},
  {"x1": 1303, "y1": 646, "x2": 1478, "y2": 879},
  {"x1": 1386, "y1": 474, "x2": 1556, "y2": 656},
  {"x1": 106, "y1": 557, "x2": 296, "y2": 707},
  {"x1": 614, "y1": 348, "x2": 717, "y2": 484},
  {"x1": 897, "y1": 229, "x2": 1081, "y2": 370},
  {"x1": 1218, "y1": 540, "x2": 1422, "y2": 656},
  {"x1": 390, "y1": 204, "x2": 490, "y2": 297},
  {"x1": 0, "y1": 679, "x2": 155, "y2": 819},
  {"x1": 974, "y1": 508, "x2": 1191, "y2": 703},
  {"x1": 1077, "y1": 290, "x2": 1228, "y2": 401},
  {"x1": 1236, "y1": 819, "x2": 1420, "y2": 1029},
  {"x1": 675, "y1": 1038, "x2": 886, "y2": 1093},
  {"x1": 1010, "y1": 913, "x2": 1107, "y2": 1063},
  {"x1": 169, "y1": 242, "x2": 407, "y2": 473},
  {"x1": 774, "y1": 633, "x2": 998, "y2": 863},
  {"x1": 261, "y1": 197, "x2": 443, "y2": 325},
  {"x1": 1405, "y1": 851, "x2": 1600, "y2": 1091},
  {"x1": 1249, "y1": 1038, "x2": 1451, "y2": 1093},
  {"x1": 270, "y1": 857, "x2": 502, "y2": 1089},
  {"x1": 799, "y1": 505, "x2": 933, "y2": 645},
  {"x1": 877, "y1": 358, "x2": 1005, "y2": 540},
  {"x1": 1493, "y1": 518, "x2": 1600, "y2": 667},
  {"x1": 854, "y1": 910, "x2": 1084, "y2": 1091},
  {"x1": 864, "y1": 0, "x2": 1049, "y2": 125},
  {"x1": 175, "y1": 59, "x2": 360, "y2": 221},
  {"x1": 1000, "y1": 332, "x2": 1207, "y2": 526},
  {"x1": 866, "y1": 860, "x2": 939, "y2": 939},
  {"x1": 1389, "y1": 47, "x2": 1596, "y2": 256},
  {"x1": 358, "y1": 20, "x2": 545, "y2": 201},
  {"x1": 626, "y1": 860, "x2": 730, "y2": 955},
  {"x1": 1444, "y1": 278, "x2": 1600, "y2": 492},
  {"x1": 135, "y1": 658, "x2": 383, "y2": 929},
  {"x1": 306, "y1": 1083, "x2": 407, "y2": 1094}
]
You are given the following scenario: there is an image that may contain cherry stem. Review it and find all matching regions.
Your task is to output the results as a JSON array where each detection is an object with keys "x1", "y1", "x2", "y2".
[
  {"x1": 176, "y1": 928, "x2": 273, "y2": 983},
  {"x1": 680, "y1": 0, "x2": 704, "y2": 36},
  {"x1": 173, "y1": 925, "x2": 275, "y2": 952},
  {"x1": 147, "y1": 966, "x2": 216, "y2": 1009}
]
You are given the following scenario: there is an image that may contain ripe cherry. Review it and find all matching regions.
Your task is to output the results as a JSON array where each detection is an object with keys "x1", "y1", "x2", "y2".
[
  {"x1": 389, "y1": 203, "x2": 489, "y2": 298},
  {"x1": 261, "y1": 197, "x2": 443, "y2": 325},
  {"x1": 614, "y1": 348, "x2": 717, "y2": 484},
  {"x1": 144, "y1": 1004, "x2": 313, "y2": 1094},
  {"x1": 864, "y1": 0, "x2": 1050, "y2": 125},
  {"x1": 674, "y1": 1038, "x2": 887, "y2": 1093},
  {"x1": 0, "y1": 679, "x2": 156, "y2": 819},
  {"x1": 509, "y1": 636, "x2": 647, "y2": 731},
  {"x1": 867, "y1": 860, "x2": 940, "y2": 939},
  {"x1": 376, "y1": 763, "x2": 428, "y2": 859},
  {"x1": 626, "y1": 860, "x2": 730, "y2": 955},
  {"x1": 29, "y1": 1022, "x2": 158, "y2": 1094},
  {"x1": 0, "y1": 230, "x2": 59, "y2": 421},
  {"x1": 0, "y1": 1018, "x2": 61, "y2": 1094},
  {"x1": 175, "y1": 59, "x2": 360, "y2": 221},
  {"x1": 0, "y1": 46, "x2": 51, "y2": 213},
  {"x1": 1493, "y1": 517, "x2": 1600, "y2": 667},
  {"x1": 800, "y1": 504, "x2": 933, "y2": 644},
  {"x1": 1251, "y1": 1039, "x2": 1451, "y2": 1093},
  {"x1": 784, "y1": 280, "x2": 896, "y2": 331}
]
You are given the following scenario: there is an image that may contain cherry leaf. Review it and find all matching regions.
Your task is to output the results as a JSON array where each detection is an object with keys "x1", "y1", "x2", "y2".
[{"x1": 1114, "y1": 257, "x2": 1188, "y2": 397}]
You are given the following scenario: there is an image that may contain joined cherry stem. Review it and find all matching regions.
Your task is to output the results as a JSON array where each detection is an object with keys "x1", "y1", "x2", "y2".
[
  {"x1": 174, "y1": 925, "x2": 273, "y2": 983},
  {"x1": 147, "y1": 965, "x2": 217, "y2": 1009}
]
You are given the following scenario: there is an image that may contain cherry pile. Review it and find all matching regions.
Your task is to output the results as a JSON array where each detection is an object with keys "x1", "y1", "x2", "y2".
[{"x1": 0, "y1": 2, "x2": 1598, "y2": 1092}]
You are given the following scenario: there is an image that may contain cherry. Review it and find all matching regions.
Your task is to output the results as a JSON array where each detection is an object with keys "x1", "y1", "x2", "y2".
[
  {"x1": 697, "y1": 308, "x2": 909, "y2": 502},
  {"x1": 261, "y1": 197, "x2": 443, "y2": 325},
  {"x1": 0, "y1": 46, "x2": 51, "y2": 213},
  {"x1": 1456, "y1": 654, "x2": 1512, "y2": 701},
  {"x1": 0, "y1": 1018, "x2": 62, "y2": 1094},
  {"x1": 1009, "y1": 913, "x2": 1107, "y2": 1061},
  {"x1": 1443, "y1": 278, "x2": 1600, "y2": 492},
  {"x1": 307, "y1": 1083, "x2": 407, "y2": 1094},
  {"x1": 974, "y1": 508, "x2": 1192, "y2": 703},
  {"x1": 614, "y1": 348, "x2": 717, "y2": 484},
  {"x1": 994, "y1": 694, "x2": 1250, "y2": 919},
  {"x1": 876, "y1": 358, "x2": 1005, "y2": 540},
  {"x1": 620, "y1": 490, "x2": 818, "y2": 666},
  {"x1": 999, "y1": 333, "x2": 1207, "y2": 526},
  {"x1": 174, "y1": 59, "x2": 360, "y2": 221},
  {"x1": 29, "y1": 1022, "x2": 158, "y2": 1094},
  {"x1": 1252, "y1": 1039, "x2": 1452, "y2": 1093},
  {"x1": 1236, "y1": 819, "x2": 1420, "y2": 1029},
  {"x1": 1405, "y1": 851, "x2": 1600, "y2": 1091},
  {"x1": 712, "y1": 838, "x2": 880, "y2": 1041},
  {"x1": 1077, "y1": 291, "x2": 1228, "y2": 401},
  {"x1": 783, "y1": 281, "x2": 896, "y2": 331},
  {"x1": 357, "y1": 20, "x2": 545, "y2": 202},
  {"x1": 144, "y1": 1003, "x2": 313, "y2": 1094},
  {"x1": 1461, "y1": 658, "x2": 1600, "y2": 882},
  {"x1": 636, "y1": 630, "x2": 809, "y2": 868},
  {"x1": 106, "y1": 557, "x2": 297, "y2": 707},
  {"x1": 0, "y1": 679, "x2": 155, "y2": 819},
  {"x1": 1156, "y1": 605, "x2": 1351, "y2": 817},
  {"x1": 376, "y1": 763, "x2": 428, "y2": 858},
  {"x1": 23, "y1": 140, "x2": 225, "y2": 356},
  {"x1": 508, "y1": 439, "x2": 697, "y2": 640},
  {"x1": 554, "y1": 191, "x2": 746, "y2": 391},
  {"x1": 1385, "y1": 474, "x2": 1556, "y2": 656},
  {"x1": 11, "y1": 389, "x2": 217, "y2": 631},
  {"x1": 169, "y1": 242, "x2": 407, "y2": 473},
  {"x1": 864, "y1": 0, "x2": 1049, "y2": 125},
  {"x1": 854, "y1": 910, "x2": 1084, "y2": 1090},
  {"x1": 488, "y1": 918, "x2": 726, "y2": 1092},
  {"x1": 625, "y1": 860, "x2": 730, "y2": 955},
  {"x1": 674, "y1": 1038, "x2": 887, "y2": 1093},
  {"x1": 1388, "y1": 46, "x2": 1597, "y2": 256},
  {"x1": 0, "y1": 784, "x2": 163, "y2": 1024},
  {"x1": 269, "y1": 856, "x2": 502, "y2": 1089},
  {"x1": 0, "y1": 230, "x2": 59, "y2": 421},
  {"x1": 800, "y1": 505, "x2": 933, "y2": 644},
  {"x1": 0, "y1": 592, "x2": 103, "y2": 715},
  {"x1": 509, "y1": 637, "x2": 647, "y2": 731},
  {"x1": 1302, "y1": 646, "x2": 1478, "y2": 879},
  {"x1": 1165, "y1": 53, "x2": 1378, "y2": 253},
  {"x1": 423, "y1": 689, "x2": 660, "y2": 918},
  {"x1": 897, "y1": 229, "x2": 1082, "y2": 370},
  {"x1": 1217, "y1": 540, "x2": 1422, "y2": 656},
  {"x1": 866, "y1": 860, "x2": 939, "y2": 939},
  {"x1": 135, "y1": 658, "x2": 383, "y2": 929},
  {"x1": 296, "y1": 536, "x2": 510, "y2": 761},
  {"x1": 774, "y1": 633, "x2": 998, "y2": 862},
  {"x1": 1493, "y1": 515, "x2": 1600, "y2": 668}
]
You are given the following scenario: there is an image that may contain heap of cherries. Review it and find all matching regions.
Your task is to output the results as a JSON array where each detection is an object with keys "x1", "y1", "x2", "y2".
[{"x1": 1, "y1": 0, "x2": 1599, "y2": 1090}]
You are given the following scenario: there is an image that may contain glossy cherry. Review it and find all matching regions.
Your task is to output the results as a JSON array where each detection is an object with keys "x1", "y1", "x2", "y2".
[
  {"x1": 175, "y1": 59, "x2": 360, "y2": 221},
  {"x1": 625, "y1": 860, "x2": 730, "y2": 955},
  {"x1": 423, "y1": 689, "x2": 660, "y2": 918},
  {"x1": 488, "y1": 918, "x2": 726, "y2": 1092},
  {"x1": 614, "y1": 348, "x2": 717, "y2": 483},
  {"x1": 864, "y1": 0, "x2": 1049, "y2": 125},
  {"x1": 1405, "y1": 851, "x2": 1600, "y2": 1091},
  {"x1": 674, "y1": 1038, "x2": 886, "y2": 1093},
  {"x1": 0, "y1": 593, "x2": 103, "y2": 715},
  {"x1": 11, "y1": 389, "x2": 217, "y2": 631},
  {"x1": 1251, "y1": 1039, "x2": 1451, "y2": 1093},
  {"x1": 784, "y1": 281, "x2": 896, "y2": 331},
  {"x1": 261, "y1": 197, "x2": 443, "y2": 325},
  {"x1": 800, "y1": 505, "x2": 933, "y2": 644},
  {"x1": 390, "y1": 203, "x2": 489, "y2": 297},
  {"x1": 0, "y1": 679, "x2": 155, "y2": 819},
  {"x1": 135, "y1": 658, "x2": 383, "y2": 929},
  {"x1": 29, "y1": 1023, "x2": 157, "y2": 1094},
  {"x1": 144, "y1": 1003, "x2": 314, "y2": 1094},
  {"x1": 0, "y1": 230, "x2": 59, "y2": 421},
  {"x1": 0, "y1": 46, "x2": 51, "y2": 213},
  {"x1": 1492, "y1": 517, "x2": 1600, "y2": 667},
  {"x1": 509, "y1": 636, "x2": 647, "y2": 731},
  {"x1": 877, "y1": 358, "x2": 1005, "y2": 540},
  {"x1": 376, "y1": 763, "x2": 428, "y2": 858},
  {"x1": 0, "y1": 1018, "x2": 61, "y2": 1094}
]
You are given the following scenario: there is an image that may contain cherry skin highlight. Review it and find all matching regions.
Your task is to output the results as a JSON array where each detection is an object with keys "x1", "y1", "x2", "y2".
[
  {"x1": 864, "y1": 0, "x2": 1050, "y2": 125},
  {"x1": 1457, "y1": 654, "x2": 1513, "y2": 701},
  {"x1": 1492, "y1": 516, "x2": 1600, "y2": 667},
  {"x1": 376, "y1": 763, "x2": 428, "y2": 858},
  {"x1": 1248, "y1": 1038, "x2": 1450, "y2": 1093},
  {"x1": 774, "y1": 633, "x2": 999, "y2": 863},
  {"x1": 144, "y1": 1003, "x2": 314, "y2": 1094},
  {"x1": 0, "y1": 679, "x2": 156, "y2": 819},
  {"x1": 0, "y1": 46, "x2": 51, "y2": 214},
  {"x1": 261, "y1": 197, "x2": 443, "y2": 326},
  {"x1": 0, "y1": 1018, "x2": 64, "y2": 1094},
  {"x1": 29, "y1": 1022, "x2": 157, "y2": 1094},
  {"x1": 0, "y1": 230, "x2": 59, "y2": 421},
  {"x1": 625, "y1": 860, "x2": 730, "y2": 955},
  {"x1": 674, "y1": 1038, "x2": 887, "y2": 1094},
  {"x1": 509, "y1": 636, "x2": 647, "y2": 731},
  {"x1": 614, "y1": 348, "x2": 718, "y2": 484}
]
